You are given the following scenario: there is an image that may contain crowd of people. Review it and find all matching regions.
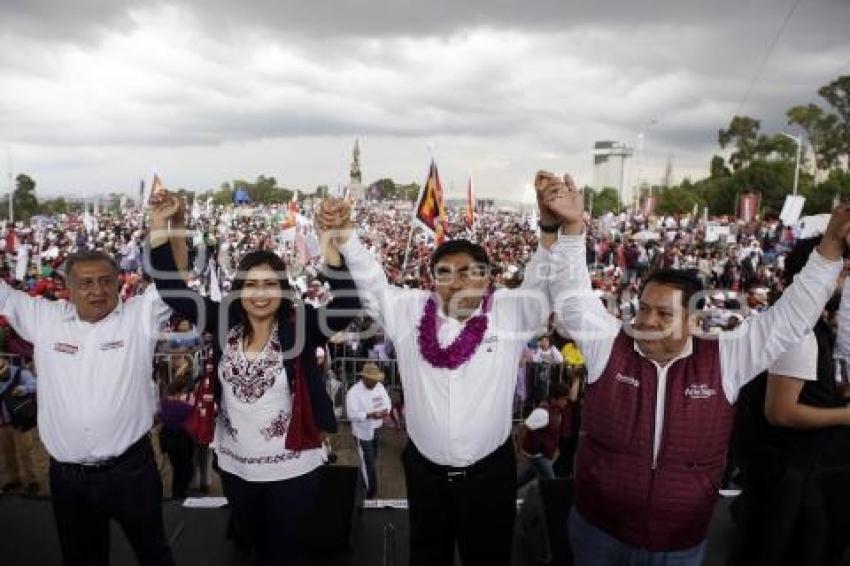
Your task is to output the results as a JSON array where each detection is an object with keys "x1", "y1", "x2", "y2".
[{"x1": 0, "y1": 175, "x2": 849, "y2": 565}]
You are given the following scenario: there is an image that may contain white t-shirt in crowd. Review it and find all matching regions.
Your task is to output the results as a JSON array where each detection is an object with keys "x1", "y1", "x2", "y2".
[{"x1": 346, "y1": 380, "x2": 391, "y2": 441}]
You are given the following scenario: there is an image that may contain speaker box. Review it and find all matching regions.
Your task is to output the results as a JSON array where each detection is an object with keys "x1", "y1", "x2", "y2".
[{"x1": 300, "y1": 464, "x2": 363, "y2": 552}]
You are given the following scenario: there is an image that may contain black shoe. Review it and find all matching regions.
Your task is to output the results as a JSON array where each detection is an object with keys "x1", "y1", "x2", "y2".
[
  {"x1": 24, "y1": 482, "x2": 39, "y2": 496},
  {"x1": 1, "y1": 482, "x2": 22, "y2": 492}
]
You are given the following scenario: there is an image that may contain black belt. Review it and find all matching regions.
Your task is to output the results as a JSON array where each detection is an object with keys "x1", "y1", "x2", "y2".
[
  {"x1": 51, "y1": 435, "x2": 150, "y2": 474},
  {"x1": 408, "y1": 438, "x2": 512, "y2": 482}
]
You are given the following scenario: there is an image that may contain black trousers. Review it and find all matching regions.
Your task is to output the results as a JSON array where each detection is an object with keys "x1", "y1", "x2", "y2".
[
  {"x1": 158, "y1": 427, "x2": 195, "y2": 500},
  {"x1": 48, "y1": 436, "x2": 174, "y2": 566},
  {"x1": 219, "y1": 467, "x2": 320, "y2": 566},
  {"x1": 402, "y1": 440, "x2": 516, "y2": 566},
  {"x1": 730, "y1": 455, "x2": 837, "y2": 566}
]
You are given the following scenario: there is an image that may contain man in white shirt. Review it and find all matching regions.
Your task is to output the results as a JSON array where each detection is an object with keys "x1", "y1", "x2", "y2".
[
  {"x1": 0, "y1": 249, "x2": 174, "y2": 565},
  {"x1": 345, "y1": 362, "x2": 391, "y2": 499},
  {"x1": 316, "y1": 180, "x2": 557, "y2": 566},
  {"x1": 541, "y1": 173, "x2": 850, "y2": 566}
]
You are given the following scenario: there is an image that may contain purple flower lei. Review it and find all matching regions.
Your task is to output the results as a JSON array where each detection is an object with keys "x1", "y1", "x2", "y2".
[{"x1": 417, "y1": 291, "x2": 493, "y2": 370}]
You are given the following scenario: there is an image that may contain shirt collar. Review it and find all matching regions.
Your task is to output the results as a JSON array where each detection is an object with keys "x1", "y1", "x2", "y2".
[
  {"x1": 62, "y1": 299, "x2": 125, "y2": 323},
  {"x1": 633, "y1": 336, "x2": 693, "y2": 368}
]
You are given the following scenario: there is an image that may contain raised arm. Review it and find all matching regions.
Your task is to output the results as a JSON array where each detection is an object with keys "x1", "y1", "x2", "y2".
[
  {"x1": 720, "y1": 207, "x2": 850, "y2": 401},
  {"x1": 304, "y1": 239, "x2": 362, "y2": 345},
  {"x1": 543, "y1": 172, "x2": 620, "y2": 382},
  {"x1": 146, "y1": 192, "x2": 219, "y2": 335},
  {"x1": 318, "y1": 197, "x2": 415, "y2": 341}
]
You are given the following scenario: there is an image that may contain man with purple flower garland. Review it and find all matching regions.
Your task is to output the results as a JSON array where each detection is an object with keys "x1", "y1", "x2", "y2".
[{"x1": 316, "y1": 180, "x2": 561, "y2": 566}]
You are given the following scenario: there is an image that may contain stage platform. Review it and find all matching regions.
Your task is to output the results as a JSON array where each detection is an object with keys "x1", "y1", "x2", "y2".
[{"x1": 0, "y1": 494, "x2": 736, "y2": 565}]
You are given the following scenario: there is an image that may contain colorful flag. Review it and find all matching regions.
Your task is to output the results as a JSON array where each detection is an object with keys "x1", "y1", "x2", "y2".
[
  {"x1": 414, "y1": 160, "x2": 449, "y2": 244},
  {"x1": 5, "y1": 226, "x2": 16, "y2": 254},
  {"x1": 738, "y1": 192, "x2": 761, "y2": 222},
  {"x1": 465, "y1": 176, "x2": 475, "y2": 228}
]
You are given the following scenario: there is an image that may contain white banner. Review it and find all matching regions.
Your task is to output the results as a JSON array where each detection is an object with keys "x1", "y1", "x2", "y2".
[{"x1": 779, "y1": 195, "x2": 806, "y2": 226}]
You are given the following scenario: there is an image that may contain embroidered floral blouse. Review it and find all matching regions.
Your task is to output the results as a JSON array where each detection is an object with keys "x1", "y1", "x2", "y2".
[{"x1": 214, "y1": 323, "x2": 323, "y2": 482}]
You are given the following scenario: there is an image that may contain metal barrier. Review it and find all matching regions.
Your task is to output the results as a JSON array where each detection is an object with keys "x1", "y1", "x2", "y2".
[
  {"x1": 327, "y1": 356, "x2": 585, "y2": 424},
  {"x1": 152, "y1": 348, "x2": 203, "y2": 393}
]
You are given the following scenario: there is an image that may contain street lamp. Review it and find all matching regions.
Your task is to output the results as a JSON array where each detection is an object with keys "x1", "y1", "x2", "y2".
[{"x1": 779, "y1": 131, "x2": 802, "y2": 197}]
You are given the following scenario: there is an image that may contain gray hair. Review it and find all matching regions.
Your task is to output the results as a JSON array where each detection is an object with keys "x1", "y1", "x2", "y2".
[{"x1": 62, "y1": 250, "x2": 120, "y2": 282}]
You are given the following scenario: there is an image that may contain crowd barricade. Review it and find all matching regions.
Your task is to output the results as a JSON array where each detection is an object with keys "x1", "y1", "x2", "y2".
[{"x1": 152, "y1": 347, "x2": 204, "y2": 393}]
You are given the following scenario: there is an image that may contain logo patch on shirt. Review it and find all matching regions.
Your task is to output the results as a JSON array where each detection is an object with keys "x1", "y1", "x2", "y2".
[
  {"x1": 614, "y1": 373, "x2": 639, "y2": 388},
  {"x1": 100, "y1": 340, "x2": 125, "y2": 351},
  {"x1": 483, "y1": 334, "x2": 498, "y2": 352},
  {"x1": 53, "y1": 342, "x2": 79, "y2": 355},
  {"x1": 684, "y1": 384, "x2": 717, "y2": 399}
]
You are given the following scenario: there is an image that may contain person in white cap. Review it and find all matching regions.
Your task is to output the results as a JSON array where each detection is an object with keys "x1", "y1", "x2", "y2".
[{"x1": 345, "y1": 362, "x2": 391, "y2": 499}]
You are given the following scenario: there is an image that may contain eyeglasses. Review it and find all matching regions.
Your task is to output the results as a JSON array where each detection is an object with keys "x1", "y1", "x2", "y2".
[{"x1": 433, "y1": 263, "x2": 490, "y2": 285}]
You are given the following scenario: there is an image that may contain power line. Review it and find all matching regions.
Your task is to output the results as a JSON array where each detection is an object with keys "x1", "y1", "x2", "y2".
[{"x1": 735, "y1": 0, "x2": 802, "y2": 116}]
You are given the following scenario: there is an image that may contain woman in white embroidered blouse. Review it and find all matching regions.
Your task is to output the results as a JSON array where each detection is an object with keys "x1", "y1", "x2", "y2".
[{"x1": 148, "y1": 192, "x2": 360, "y2": 566}]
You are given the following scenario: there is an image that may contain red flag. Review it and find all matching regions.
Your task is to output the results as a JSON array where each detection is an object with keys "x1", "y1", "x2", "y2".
[
  {"x1": 415, "y1": 160, "x2": 448, "y2": 244},
  {"x1": 5, "y1": 226, "x2": 16, "y2": 254},
  {"x1": 465, "y1": 176, "x2": 475, "y2": 228},
  {"x1": 738, "y1": 192, "x2": 761, "y2": 222}
]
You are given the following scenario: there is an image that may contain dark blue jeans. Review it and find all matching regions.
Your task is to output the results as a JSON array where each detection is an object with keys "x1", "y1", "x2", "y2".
[
  {"x1": 568, "y1": 508, "x2": 706, "y2": 566},
  {"x1": 358, "y1": 432, "x2": 379, "y2": 499},
  {"x1": 48, "y1": 436, "x2": 174, "y2": 566}
]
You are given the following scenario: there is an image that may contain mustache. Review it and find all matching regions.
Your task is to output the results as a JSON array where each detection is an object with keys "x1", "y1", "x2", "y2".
[{"x1": 624, "y1": 320, "x2": 674, "y2": 341}]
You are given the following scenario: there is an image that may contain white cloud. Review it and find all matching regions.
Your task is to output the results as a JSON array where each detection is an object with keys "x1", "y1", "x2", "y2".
[{"x1": 0, "y1": 1, "x2": 848, "y2": 198}]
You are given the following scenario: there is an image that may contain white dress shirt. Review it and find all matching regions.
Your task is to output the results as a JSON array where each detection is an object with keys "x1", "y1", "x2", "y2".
[
  {"x1": 0, "y1": 284, "x2": 172, "y2": 463},
  {"x1": 345, "y1": 380, "x2": 391, "y2": 441},
  {"x1": 549, "y1": 233, "x2": 842, "y2": 466},
  {"x1": 339, "y1": 236, "x2": 551, "y2": 466}
]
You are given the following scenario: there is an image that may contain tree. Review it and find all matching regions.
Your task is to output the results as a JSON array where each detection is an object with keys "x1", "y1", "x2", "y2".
[
  {"x1": 39, "y1": 197, "x2": 68, "y2": 215},
  {"x1": 786, "y1": 103, "x2": 843, "y2": 171},
  {"x1": 13, "y1": 174, "x2": 39, "y2": 221},
  {"x1": 817, "y1": 75, "x2": 850, "y2": 169},
  {"x1": 718, "y1": 115, "x2": 761, "y2": 171},
  {"x1": 654, "y1": 186, "x2": 701, "y2": 215},
  {"x1": 802, "y1": 170, "x2": 850, "y2": 214},
  {"x1": 710, "y1": 155, "x2": 730, "y2": 178},
  {"x1": 585, "y1": 187, "x2": 620, "y2": 215},
  {"x1": 315, "y1": 185, "x2": 329, "y2": 198}
]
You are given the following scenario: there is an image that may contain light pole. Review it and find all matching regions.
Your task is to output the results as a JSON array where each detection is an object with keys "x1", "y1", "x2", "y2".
[{"x1": 779, "y1": 131, "x2": 802, "y2": 196}]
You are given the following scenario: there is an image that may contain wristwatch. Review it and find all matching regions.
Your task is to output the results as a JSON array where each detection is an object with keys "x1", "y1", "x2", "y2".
[{"x1": 538, "y1": 221, "x2": 562, "y2": 233}]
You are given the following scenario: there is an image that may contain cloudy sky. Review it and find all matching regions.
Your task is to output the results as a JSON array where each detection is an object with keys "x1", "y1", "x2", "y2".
[{"x1": 1, "y1": 0, "x2": 849, "y2": 201}]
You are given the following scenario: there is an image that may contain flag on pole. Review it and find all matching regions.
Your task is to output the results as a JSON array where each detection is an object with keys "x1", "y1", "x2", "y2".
[
  {"x1": 5, "y1": 226, "x2": 16, "y2": 254},
  {"x1": 414, "y1": 160, "x2": 449, "y2": 245},
  {"x1": 465, "y1": 176, "x2": 475, "y2": 228}
]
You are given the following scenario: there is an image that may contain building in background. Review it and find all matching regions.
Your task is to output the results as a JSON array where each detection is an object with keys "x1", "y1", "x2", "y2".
[{"x1": 592, "y1": 141, "x2": 633, "y2": 211}]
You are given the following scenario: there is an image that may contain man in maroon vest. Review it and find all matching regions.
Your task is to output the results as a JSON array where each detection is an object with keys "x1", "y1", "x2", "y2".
[{"x1": 536, "y1": 171, "x2": 850, "y2": 565}]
